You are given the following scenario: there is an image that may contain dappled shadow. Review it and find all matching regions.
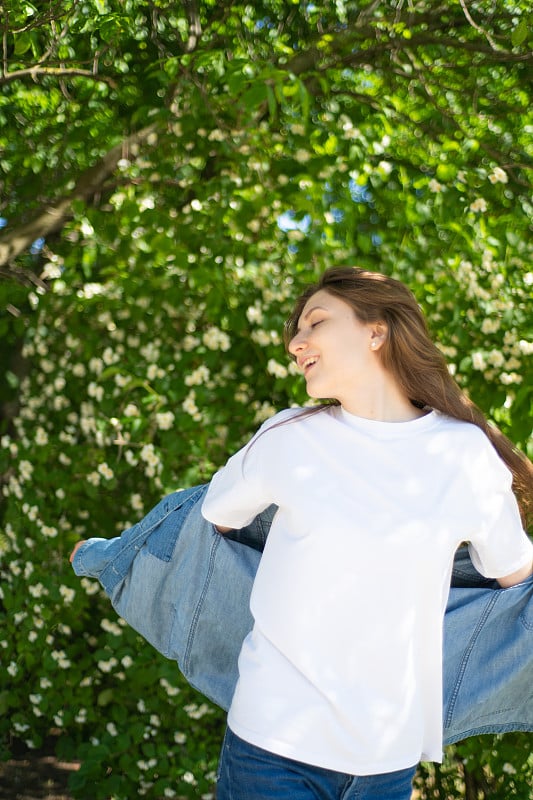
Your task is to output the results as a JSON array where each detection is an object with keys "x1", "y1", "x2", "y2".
[{"x1": 0, "y1": 739, "x2": 79, "y2": 800}]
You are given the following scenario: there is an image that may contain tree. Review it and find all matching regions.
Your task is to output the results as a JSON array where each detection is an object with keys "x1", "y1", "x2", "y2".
[{"x1": 1, "y1": 1, "x2": 532, "y2": 796}]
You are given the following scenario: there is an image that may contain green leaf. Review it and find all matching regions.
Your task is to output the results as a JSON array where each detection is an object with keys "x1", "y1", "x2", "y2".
[
  {"x1": 13, "y1": 32, "x2": 32, "y2": 55},
  {"x1": 511, "y1": 18, "x2": 529, "y2": 47}
]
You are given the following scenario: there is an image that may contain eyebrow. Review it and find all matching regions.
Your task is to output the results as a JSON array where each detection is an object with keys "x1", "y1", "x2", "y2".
[{"x1": 297, "y1": 305, "x2": 327, "y2": 331}]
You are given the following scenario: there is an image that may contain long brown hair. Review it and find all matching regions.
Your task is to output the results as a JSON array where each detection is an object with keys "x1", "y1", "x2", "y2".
[{"x1": 284, "y1": 267, "x2": 533, "y2": 530}]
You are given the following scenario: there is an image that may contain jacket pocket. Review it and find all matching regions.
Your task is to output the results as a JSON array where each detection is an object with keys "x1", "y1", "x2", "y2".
[{"x1": 145, "y1": 486, "x2": 206, "y2": 561}]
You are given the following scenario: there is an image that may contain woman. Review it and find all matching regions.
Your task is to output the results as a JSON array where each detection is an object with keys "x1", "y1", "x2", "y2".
[{"x1": 201, "y1": 267, "x2": 533, "y2": 800}]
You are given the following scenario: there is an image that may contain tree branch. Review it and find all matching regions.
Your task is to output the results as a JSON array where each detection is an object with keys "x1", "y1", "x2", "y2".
[
  {"x1": 458, "y1": 0, "x2": 500, "y2": 51},
  {"x1": 0, "y1": 66, "x2": 118, "y2": 87},
  {"x1": 183, "y1": 0, "x2": 202, "y2": 53},
  {"x1": 0, "y1": 124, "x2": 158, "y2": 269}
]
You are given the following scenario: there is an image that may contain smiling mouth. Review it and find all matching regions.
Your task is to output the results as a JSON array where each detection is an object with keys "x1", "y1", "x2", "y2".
[{"x1": 301, "y1": 356, "x2": 318, "y2": 374}]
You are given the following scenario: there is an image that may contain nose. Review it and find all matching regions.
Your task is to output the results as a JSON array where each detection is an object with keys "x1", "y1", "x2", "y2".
[{"x1": 288, "y1": 330, "x2": 306, "y2": 357}]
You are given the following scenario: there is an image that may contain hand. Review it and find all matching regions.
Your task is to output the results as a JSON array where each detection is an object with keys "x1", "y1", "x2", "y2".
[
  {"x1": 215, "y1": 525, "x2": 234, "y2": 534},
  {"x1": 69, "y1": 540, "x2": 86, "y2": 563}
]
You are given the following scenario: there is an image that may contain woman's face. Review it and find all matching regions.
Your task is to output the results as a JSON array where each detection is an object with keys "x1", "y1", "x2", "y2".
[{"x1": 288, "y1": 289, "x2": 384, "y2": 405}]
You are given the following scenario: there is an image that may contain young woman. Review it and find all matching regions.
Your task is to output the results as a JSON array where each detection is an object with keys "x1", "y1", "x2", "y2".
[{"x1": 201, "y1": 267, "x2": 533, "y2": 800}]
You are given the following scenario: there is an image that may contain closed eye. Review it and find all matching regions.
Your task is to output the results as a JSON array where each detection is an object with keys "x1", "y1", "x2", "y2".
[{"x1": 311, "y1": 319, "x2": 324, "y2": 329}]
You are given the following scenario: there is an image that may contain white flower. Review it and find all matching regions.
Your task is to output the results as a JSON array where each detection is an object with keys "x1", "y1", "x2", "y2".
[
  {"x1": 88, "y1": 382, "x2": 104, "y2": 402},
  {"x1": 81, "y1": 578, "x2": 101, "y2": 595},
  {"x1": 203, "y1": 326, "x2": 231, "y2": 351},
  {"x1": 160, "y1": 677, "x2": 181, "y2": 697},
  {"x1": 97, "y1": 462, "x2": 114, "y2": 480},
  {"x1": 41, "y1": 524, "x2": 58, "y2": 539},
  {"x1": 183, "y1": 702, "x2": 213, "y2": 720},
  {"x1": 72, "y1": 363, "x2": 86, "y2": 377},
  {"x1": 376, "y1": 160, "x2": 392, "y2": 176},
  {"x1": 131, "y1": 493, "x2": 144, "y2": 512},
  {"x1": 500, "y1": 372, "x2": 522, "y2": 385},
  {"x1": 294, "y1": 149, "x2": 310, "y2": 163},
  {"x1": 59, "y1": 585, "x2": 76, "y2": 604},
  {"x1": 35, "y1": 427, "x2": 49, "y2": 445},
  {"x1": 489, "y1": 167, "x2": 508, "y2": 184},
  {"x1": 123, "y1": 403, "x2": 140, "y2": 417},
  {"x1": 89, "y1": 357, "x2": 104, "y2": 374},
  {"x1": 487, "y1": 349, "x2": 505, "y2": 368},
  {"x1": 267, "y1": 359, "x2": 288, "y2": 379},
  {"x1": 469, "y1": 198, "x2": 487, "y2": 213},
  {"x1": 140, "y1": 444, "x2": 159, "y2": 466},
  {"x1": 51, "y1": 649, "x2": 67, "y2": 662},
  {"x1": 19, "y1": 460, "x2": 34, "y2": 480},
  {"x1": 182, "y1": 335, "x2": 200, "y2": 351},
  {"x1": 7, "y1": 661, "x2": 18, "y2": 677},
  {"x1": 481, "y1": 318, "x2": 500, "y2": 335},
  {"x1": 29, "y1": 583, "x2": 47, "y2": 599},
  {"x1": 13, "y1": 722, "x2": 30, "y2": 733},
  {"x1": 139, "y1": 196, "x2": 155, "y2": 212},
  {"x1": 471, "y1": 352, "x2": 486, "y2": 371},
  {"x1": 518, "y1": 339, "x2": 533, "y2": 355},
  {"x1": 121, "y1": 655, "x2": 134, "y2": 669},
  {"x1": 428, "y1": 179, "x2": 443, "y2": 193},
  {"x1": 101, "y1": 619, "x2": 122, "y2": 636},
  {"x1": 106, "y1": 722, "x2": 118, "y2": 737},
  {"x1": 184, "y1": 365, "x2": 210, "y2": 386},
  {"x1": 155, "y1": 411, "x2": 175, "y2": 430},
  {"x1": 140, "y1": 342, "x2": 160, "y2": 362},
  {"x1": 182, "y1": 390, "x2": 201, "y2": 421},
  {"x1": 41, "y1": 262, "x2": 63, "y2": 280},
  {"x1": 87, "y1": 471, "x2": 101, "y2": 486},
  {"x1": 253, "y1": 402, "x2": 277, "y2": 424},
  {"x1": 114, "y1": 373, "x2": 129, "y2": 388},
  {"x1": 98, "y1": 657, "x2": 118, "y2": 673},
  {"x1": 146, "y1": 363, "x2": 163, "y2": 381}
]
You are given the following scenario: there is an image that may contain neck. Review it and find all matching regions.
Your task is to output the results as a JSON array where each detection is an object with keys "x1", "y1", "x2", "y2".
[{"x1": 337, "y1": 376, "x2": 426, "y2": 423}]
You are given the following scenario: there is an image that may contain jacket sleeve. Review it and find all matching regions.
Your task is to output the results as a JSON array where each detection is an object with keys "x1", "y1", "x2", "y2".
[
  {"x1": 71, "y1": 535, "x2": 133, "y2": 580},
  {"x1": 71, "y1": 486, "x2": 207, "y2": 594}
]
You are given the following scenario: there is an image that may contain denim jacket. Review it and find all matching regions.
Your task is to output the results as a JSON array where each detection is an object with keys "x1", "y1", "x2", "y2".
[{"x1": 71, "y1": 485, "x2": 533, "y2": 746}]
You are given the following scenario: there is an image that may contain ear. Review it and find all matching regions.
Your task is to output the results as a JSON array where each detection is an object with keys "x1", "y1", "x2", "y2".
[{"x1": 369, "y1": 322, "x2": 387, "y2": 352}]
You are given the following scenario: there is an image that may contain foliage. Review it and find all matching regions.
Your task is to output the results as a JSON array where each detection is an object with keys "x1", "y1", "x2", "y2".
[{"x1": 1, "y1": 0, "x2": 532, "y2": 797}]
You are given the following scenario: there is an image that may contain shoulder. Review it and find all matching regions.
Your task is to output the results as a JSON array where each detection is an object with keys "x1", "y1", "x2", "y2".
[
  {"x1": 258, "y1": 405, "x2": 338, "y2": 434},
  {"x1": 248, "y1": 406, "x2": 334, "y2": 450},
  {"x1": 433, "y1": 412, "x2": 493, "y2": 448},
  {"x1": 433, "y1": 413, "x2": 510, "y2": 480}
]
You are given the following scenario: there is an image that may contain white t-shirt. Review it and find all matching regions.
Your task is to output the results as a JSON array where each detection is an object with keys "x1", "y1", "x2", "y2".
[{"x1": 201, "y1": 406, "x2": 532, "y2": 775}]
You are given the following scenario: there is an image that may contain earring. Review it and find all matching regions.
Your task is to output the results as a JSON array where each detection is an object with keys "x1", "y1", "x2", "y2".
[{"x1": 371, "y1": 341, "x2": 377, "y2": 349}]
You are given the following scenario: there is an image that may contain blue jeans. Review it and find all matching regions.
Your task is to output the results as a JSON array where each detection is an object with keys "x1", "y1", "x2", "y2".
[{"x1": 217, "y1": 727, "x2": 416, "y2": 800}]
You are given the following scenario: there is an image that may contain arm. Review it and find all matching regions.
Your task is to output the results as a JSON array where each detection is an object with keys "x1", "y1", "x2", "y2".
[{"x1": 201, "y1": 413, "x2": 288, "y2": 531}]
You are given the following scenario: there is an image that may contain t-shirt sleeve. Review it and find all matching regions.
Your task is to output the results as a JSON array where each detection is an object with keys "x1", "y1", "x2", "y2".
[
  {"x1": 466, "y1": 439, "x2": 533, "y2": 579},
  {"x1": 201, "y1": 413, "x2": 288, "y2": 529}
]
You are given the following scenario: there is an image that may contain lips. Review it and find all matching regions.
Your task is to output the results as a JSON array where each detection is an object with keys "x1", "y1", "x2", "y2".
[{"x1": 299, "y1": 356, "x2": 319, "y2": 375}]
